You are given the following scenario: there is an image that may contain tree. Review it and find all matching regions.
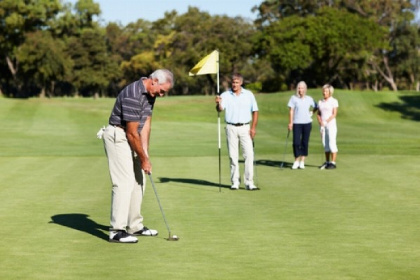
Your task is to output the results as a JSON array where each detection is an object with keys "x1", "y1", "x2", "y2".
[
  {"x1": 0, "y1": 0, "x2": 62, "y2": 97},
  {"x1": 66, "y1": 28, "x2": 120, "y2": 97},
  {"x1": 16, "y1": 31, "x2": 72, "y2": 97},
  {"x1": 164, "y1": 7, "x2": 256, "y2": 95},
  {"x1": 254, "y1": 7, "x2": 388, "y2": 89}
]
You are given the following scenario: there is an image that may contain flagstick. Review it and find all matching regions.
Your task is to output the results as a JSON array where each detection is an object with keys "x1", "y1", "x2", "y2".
[{"x1": 217, "y1": 56, "x2": 221, "y2": 193}]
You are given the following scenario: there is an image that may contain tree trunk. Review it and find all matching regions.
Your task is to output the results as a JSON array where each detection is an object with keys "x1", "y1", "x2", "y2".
[
  {"x1": 39, "y1": 87, "x2": 46, "y2": 98},
  {"x1": 370, "y1": 56, "x2": 398, "y2": 91}
]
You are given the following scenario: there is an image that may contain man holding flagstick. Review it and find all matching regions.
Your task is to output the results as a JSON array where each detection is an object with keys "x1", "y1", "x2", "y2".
[{"x1": 215, "y1": 73, "x2": 259, "y2": 191}]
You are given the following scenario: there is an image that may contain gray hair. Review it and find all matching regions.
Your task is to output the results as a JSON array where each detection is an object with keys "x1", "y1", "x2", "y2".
[
  {"x1": 150, "y1": 69, "x2": 174, "y2": 87},
  {"x1": 232, "y1": 73, "x2": 243, "y2": 83},
  {"x1": 322, "y1": 84, "x2": 334, "y2": 96},
  {"x1": 295, "y1": 81, "x2": 307, "y2": 97}
]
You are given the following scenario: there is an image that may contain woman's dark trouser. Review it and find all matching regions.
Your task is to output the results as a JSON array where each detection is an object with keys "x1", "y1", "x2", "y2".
[{"x1": 292, "y1": 123, "x2": 312, "y2": 158}]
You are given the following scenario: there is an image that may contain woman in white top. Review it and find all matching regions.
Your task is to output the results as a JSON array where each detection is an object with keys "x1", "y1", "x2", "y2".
[
  {"x1": 317, "y1": 84, "x2": 339, "y2": 169},
  {"x1": 287, "y1": 81, "x2": 318, "y2": 170}
]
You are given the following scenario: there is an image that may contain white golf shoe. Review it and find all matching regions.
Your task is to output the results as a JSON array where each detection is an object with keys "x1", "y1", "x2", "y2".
[
  {"x1": 246, "y1": 184, "x2": 259, "y2": 191},
  {"x1": 131, "y1": 226, "x2": 158, "y2": 236},
  {"x1": 292, "y1": 161, "x2": 300, "y2": 170},
  {"x1": 299, "y1": 161, "x2": 305, "y2": 169},
  {"x1": 230, "y1": 183, "x2": 239, "y2": 190},
  {"x1": 109, "y1": 230, "x2": 138, "y2": 243}
]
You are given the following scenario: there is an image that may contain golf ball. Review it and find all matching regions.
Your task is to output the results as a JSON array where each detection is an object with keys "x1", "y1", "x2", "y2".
[{"x1": 173, "y1": 235, "x2": 178, "y2": 239}]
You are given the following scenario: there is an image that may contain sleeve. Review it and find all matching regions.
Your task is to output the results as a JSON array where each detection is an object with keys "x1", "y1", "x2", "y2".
[
  {"x1": 287, "y1": 96, "x2": 295, "y2": 108},
  {"x1": 251, "y1": 92, "x2": 259, "y2": 112}
]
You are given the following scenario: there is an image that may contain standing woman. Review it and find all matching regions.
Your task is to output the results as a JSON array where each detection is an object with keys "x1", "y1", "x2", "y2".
[
  {"x1": 317, "y1": 84, "x2": 339, "y2": 169},
  {"x1": 287, "y1": 81, "x2": 317, "y2": 169}
]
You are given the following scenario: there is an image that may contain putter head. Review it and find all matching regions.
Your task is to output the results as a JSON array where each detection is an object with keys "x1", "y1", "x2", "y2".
[{"x1": 167, "y1": 234, "x2": 179, "y2": 241}]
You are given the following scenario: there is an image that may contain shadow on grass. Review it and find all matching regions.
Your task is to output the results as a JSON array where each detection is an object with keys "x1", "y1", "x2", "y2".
[
  {"x1": 255, "y1": 159, "x2": 291, "y2": 168},
  {"x1": 49, "y1": 214, "x2": 109, "y2": 241},
  {"x1": 376, "y1": 95, "x2": 420, "y2": 121},
  {"x1": 158, "y1": 177, "x2": 231, "y2": 189},
  {"x1": 157, "y1": 160, "x2": 293, "y2": 188}
]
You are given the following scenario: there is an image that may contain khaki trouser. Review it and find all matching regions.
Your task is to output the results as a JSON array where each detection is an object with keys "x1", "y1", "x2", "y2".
[
  {"x1": 226, "y1": 124, "x2": 254, "y2": 186},
  {"x1": 103, "y1": 125, "x2": 145, "y2": 233}
]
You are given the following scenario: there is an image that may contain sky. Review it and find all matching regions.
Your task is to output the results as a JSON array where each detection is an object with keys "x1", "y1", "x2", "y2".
[{"x1": 67, "y1": 0, "x2": 262, "y2": 25}]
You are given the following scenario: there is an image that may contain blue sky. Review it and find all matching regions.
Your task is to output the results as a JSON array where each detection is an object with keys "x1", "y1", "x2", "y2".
[{"x1": 67, "y1": 0, "x2": 261, "y2": 25}]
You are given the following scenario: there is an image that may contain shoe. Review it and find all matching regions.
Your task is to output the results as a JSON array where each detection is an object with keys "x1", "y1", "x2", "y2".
[
  {"x1": 246, "y1": 184, "x2": 259, "y2": 191},
  {"x1": 109, "y1": 230, "x2": 138, "y2": 243},
  {"x1": 326, "y1": 163, "x2": 336, "y2": 169},
  {"x1": 319, "y1": 162, "x2": 329, "y2": 170},
  {"x1": 299, "y1": 161, "x2": 305, "y2": 169},
  {"x1": 131, "y1": 226, "x2": 158, "y2": 236},
  {"x1": 292, "y1": 161, "x2": 299, "y2": 170},
  {"x1": 230, "y1": 183, "x2": 239, "y2": 190}
]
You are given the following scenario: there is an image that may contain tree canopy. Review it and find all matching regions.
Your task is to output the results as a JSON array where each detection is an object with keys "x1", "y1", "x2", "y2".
[{"x1": 0, "y1": 0, "x2": 419, "y2": 97}]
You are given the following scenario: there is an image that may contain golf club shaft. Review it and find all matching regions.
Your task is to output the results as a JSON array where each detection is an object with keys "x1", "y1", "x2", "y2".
[{"x1": 148, "y1": 174, "x2": 171, "y2": 235}]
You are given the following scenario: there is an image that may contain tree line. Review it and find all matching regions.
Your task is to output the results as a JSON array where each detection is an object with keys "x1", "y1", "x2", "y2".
[{"x1": 1, "y1": 0, "x2": 419, "y2": 98}]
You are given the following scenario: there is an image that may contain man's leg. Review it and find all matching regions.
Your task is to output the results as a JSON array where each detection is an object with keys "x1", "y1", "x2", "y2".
[
  {"x1": 226, "y1": 125, "x2": 240, "y2": 186},
  {"x1": 103, "y1": 126, "x2": 135, "y2": 231},
  {"x1": 239, "y1": 125, "x2": 254, "y2": 186},
  {"x1": 127, "y1": 156, "x2": 145, "y2": 233}
]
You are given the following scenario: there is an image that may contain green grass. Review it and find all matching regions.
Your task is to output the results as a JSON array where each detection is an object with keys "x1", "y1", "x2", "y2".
[{"x1": 0, "y1": 90, "x2": 420, "y2": 279}]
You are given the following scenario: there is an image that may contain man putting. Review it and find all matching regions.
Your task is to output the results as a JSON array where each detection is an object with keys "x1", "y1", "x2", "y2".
[{"x1": 102, "y1": 69, "x2": 174, "y2": 243}]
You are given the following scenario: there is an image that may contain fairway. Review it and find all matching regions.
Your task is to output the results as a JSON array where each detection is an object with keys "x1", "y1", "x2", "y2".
[{"x1": 0, "y1": 90, "x2": 420, "y2": 280}]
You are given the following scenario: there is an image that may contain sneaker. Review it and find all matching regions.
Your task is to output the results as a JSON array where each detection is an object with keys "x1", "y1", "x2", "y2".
[
  {"x1": 230, "y1": 183, "x2": 239, "y2": 190},
  {"x1": 299, "y1": 161, "x2": 305, "y2": 169},
  {"x1": 246, "y1": 184, "x2": 259, "y2": 191},
  {"x1": 109, "y1": 230, "x2": 138, "y2": 243},
  {"x1": 319, "y1": 162, "x2": 329, "y2": 170},
  {"x1": 292, "y1": 161, "x2": 299, "y2": 170},
  {"x1": 131, "y1": 226, "x2": 158, "y2": 236},
  {"x1": 326, "y1": 163, "x2": 336, "y2": 169}
]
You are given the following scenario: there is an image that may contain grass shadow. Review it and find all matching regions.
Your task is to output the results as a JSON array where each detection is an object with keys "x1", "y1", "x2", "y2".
[
  {"x1": 255, "y1": 159, "x2": 290, "y2": 168},
  {"x1": 376, "y1": 95, "x2": 420, "y2": 121},
  {"x1": 49, "y1": 213, "x2": 109, "y2": 241},
  {"x1": 158, "y1": 177, "x2": 231, "y2": 189}
]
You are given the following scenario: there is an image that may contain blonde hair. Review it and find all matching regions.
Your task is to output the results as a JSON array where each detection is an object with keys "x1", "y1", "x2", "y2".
[
  {"x1": 322, "y1": 84, "x2": 334, "y2": 96},
  {"x1": 295, "y1": 81, "x2": 307, "y2": 97}
]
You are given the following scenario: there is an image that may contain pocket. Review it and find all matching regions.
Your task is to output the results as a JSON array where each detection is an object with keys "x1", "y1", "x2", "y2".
[{"x1": 114, "y1": 127, "x2": 127, "y2": 144}]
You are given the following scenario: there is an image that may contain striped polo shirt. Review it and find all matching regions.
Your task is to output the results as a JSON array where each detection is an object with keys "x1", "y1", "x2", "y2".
[{"x1": 108, "y1": 78, "x2": 156, "y2": 133}]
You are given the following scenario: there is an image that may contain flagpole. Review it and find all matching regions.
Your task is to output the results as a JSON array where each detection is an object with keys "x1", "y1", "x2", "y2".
[
  {"x1": 217, "y1": 53, "x2": 221, "y2": 193},
  {"x1": 187, "y1": 50, "x2": 221, "y2": 192}
]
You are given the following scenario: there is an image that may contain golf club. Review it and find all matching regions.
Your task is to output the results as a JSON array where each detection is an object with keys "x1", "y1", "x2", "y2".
[
  {"x1": 280, "y1": 130, "x2": 291, "y2": 169},
  {"x1": 320, "y1": 127, "x2": 326, "y2": 170},
  {"x1": 148, "y1": 174, "x2": 179, "y2": 241}
]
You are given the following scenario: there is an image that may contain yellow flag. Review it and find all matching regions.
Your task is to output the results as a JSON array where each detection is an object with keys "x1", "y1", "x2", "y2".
[{"x1": 189, "y1": 50, "x2": 219, "y2": 76}]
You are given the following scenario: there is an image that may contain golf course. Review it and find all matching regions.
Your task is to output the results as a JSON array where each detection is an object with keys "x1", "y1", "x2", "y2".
[{"x1": 0, "y1": 89, "x2": 419, "y2": 279}]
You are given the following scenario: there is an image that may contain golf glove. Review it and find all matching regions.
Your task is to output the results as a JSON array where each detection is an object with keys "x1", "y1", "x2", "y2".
[
  {"x1": 320, "y1": 126, "x2": 325, "y2": 134},
  {"x1": 96, "y1": 126, "x2": 105, "y2": 139}
]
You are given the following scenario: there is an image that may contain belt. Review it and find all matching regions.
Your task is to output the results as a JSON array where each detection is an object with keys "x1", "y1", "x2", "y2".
[
  {"x1": 111, "y1": 124, "x2": 125, "y2": 130},
  {"x1": 227, "y1": 122, "x2": 249, "y2": 126}
]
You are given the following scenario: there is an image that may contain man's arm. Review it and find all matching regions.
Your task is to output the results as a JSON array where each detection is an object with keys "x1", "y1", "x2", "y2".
[
  {"x1": 250, "y1": 111, "x2": 258, "y2": 139},
  {"x1": 126, "y1": 121, "x2": 152, "y2": 174},
  {"x1": 140, "y1": 116, "x2": 152, "y2": 157}
]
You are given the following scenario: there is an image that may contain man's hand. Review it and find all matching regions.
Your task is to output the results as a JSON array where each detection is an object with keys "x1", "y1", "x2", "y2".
[
  {"x1": 141, "y1": 158, "x2": 152, "y2": 175},
  {"x1": 215, "y1": 96, "x2": 222, "y2": 112}
]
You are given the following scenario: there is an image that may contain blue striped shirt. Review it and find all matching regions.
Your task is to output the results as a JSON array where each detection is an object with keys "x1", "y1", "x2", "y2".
[{"x1": 109, "y1": 78, "x2": 155, "y2": 133}]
